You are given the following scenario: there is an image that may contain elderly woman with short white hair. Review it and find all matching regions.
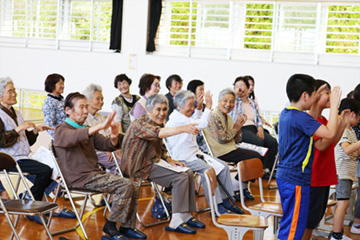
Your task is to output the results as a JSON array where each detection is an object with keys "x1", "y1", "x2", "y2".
[
  {"x1": 121, "y1": 94, "x2": 205, "y2": 234},
  {"x1": 0, "y1": 77, "x2": 53, "y2": 223},
  {"x1": 83, "y1": 84, "x2": 120, "y2": 174},
  {"x1": 204, "y1": 88, "x2": 262, "y2": 200},
  {"x1": 166, "y1": 90, "x2": 243, "y2": 214}
]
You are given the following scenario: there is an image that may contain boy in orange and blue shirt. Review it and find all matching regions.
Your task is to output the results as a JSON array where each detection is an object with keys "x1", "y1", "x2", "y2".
[{"x1": 276, "y1": 74, "x2": 341, "y2": 240}]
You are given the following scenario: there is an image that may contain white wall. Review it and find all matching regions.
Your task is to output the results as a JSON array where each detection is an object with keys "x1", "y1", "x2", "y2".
[{"x1": 0, "y1": 0, "x2": 359, "y2": 114}]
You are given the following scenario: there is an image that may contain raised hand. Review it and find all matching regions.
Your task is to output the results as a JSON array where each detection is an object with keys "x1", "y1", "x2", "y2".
[
  {"x1": 110, "y1": 121, "x2": 119, "y2": 137},
  {"x1": 204, "y1": 90, "x2": 213, "y2": 109},
  {"x1": 101, "y1": 111, "x2": 116, "y2": 130},
  {"x1": 196, "y1": 93, "x2": 204, "y2": 110},
  {"x1": 233, "y1": 114, "x2": 247, "y2": 131},
  {"x1": 340, "y1": 109, "x2": 350, "y2": 126},
  {"x1": 330, "y1": 86, "x2": 342, "y2": 108},
  {"x1": 315, "y1": 84, "x2": 328, "y2": 100}
]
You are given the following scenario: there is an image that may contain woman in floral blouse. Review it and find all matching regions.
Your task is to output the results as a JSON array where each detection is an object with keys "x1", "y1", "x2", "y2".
[
  {"x1": 204, "y1": 88, "x2": 262, "y2": 200},
  {"x1": 42, "y1": 73, "x2": 66, "y2": 138}
]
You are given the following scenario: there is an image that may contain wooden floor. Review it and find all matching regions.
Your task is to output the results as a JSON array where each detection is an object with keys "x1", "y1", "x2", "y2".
[{"x1": 0, "y1": 178, "x2": 358, "y2": 240}]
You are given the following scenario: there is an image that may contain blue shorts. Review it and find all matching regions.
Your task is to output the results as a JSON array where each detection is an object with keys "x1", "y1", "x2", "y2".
[{"x1": 277, "y1": 179, "x2": 310, "y2": 240}]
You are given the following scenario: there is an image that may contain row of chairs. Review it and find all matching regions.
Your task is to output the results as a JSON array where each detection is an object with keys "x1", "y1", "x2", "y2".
[
  {"x1": 0, "y1": 142, "x2": 174, "y2": 240},
  {"x1": 1, "y1": 154, "x2": 277, "y2": 240},
  {"x1": 1, "y1": 127, "x2": 282, "y2": 240}
]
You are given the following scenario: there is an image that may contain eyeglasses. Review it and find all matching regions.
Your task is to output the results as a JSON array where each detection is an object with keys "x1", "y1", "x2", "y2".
[{"x1": 152, "y1": 83, "x2": 161, "y2": 88}]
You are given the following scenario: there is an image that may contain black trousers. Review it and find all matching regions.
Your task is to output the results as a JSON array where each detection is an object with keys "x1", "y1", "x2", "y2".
[
  {"x1": 219, "y1": 148, "x2": 262, "y2": 181},
  {"x1": 241, "y1": 125, "x2": 278, "y2": 170},
  {"x1": 8, "y1": 159, "x2": 52, "y2": 201}
]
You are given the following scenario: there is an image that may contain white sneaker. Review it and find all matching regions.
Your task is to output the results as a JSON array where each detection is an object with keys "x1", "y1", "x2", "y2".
[
  {"x1": 330, "y1": 235, "x2": 353, "y2": 240},
  {"x1": 351, "y1": 225, "x2": 360, "y2": 234}
]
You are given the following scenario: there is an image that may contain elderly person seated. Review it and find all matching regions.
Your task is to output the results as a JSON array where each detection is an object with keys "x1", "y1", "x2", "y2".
[
  {"x1": 54, "y1": 92, "x2": 146, "y2": 240},
  {"x1": 0, "y1": 77, "x2": 53, "y2": 223},
  {"x1": 166, "y1": 90, "x2": 242, "y2": 214},
  {"x1": 83, "y1": 84, "x2": 120, "y2": 174},
  {"x1": 111, "y1": 74, "x2": 140, "y2": 133},
  {"x1": 229, "y1": 76, "x2": 278, "y2": 178},
  {"x1": 129, "y1": 74, "x2": 161, "y2": 121},
  {"x1": 121, "y1": 94, "x2": 205, "y2": 234},
  {"x1": 165, "y1": 74, "x2": 183, "y2": 121},
  {"x1": 203, "y1": 88, "x2": 262, "y2": 200}
]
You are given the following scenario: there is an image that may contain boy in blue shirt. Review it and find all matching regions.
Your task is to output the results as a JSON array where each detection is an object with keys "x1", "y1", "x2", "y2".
[{"x1": 276, "y1": 74, "x2": 341, "y2": 240}]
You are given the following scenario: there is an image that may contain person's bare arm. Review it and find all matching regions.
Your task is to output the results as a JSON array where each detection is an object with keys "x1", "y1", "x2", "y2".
[
  {"x1": 88, "y1": 111, "x2": 116, "y2": 136},
  {"x1": 315, "y1": 112, "x2": 348, "y2": 151},
  {"x1": 158, "y1": 123, "x2": 199, "y2": 139},
  {"x1": 341, "y1": 140, "x2": 360, "y2": 156},
  {"x1": 204, "y1": 90, "x2": 213, "y2": 110},
  {"x1": 314, "y1": 86, "x2": 341, "y2": 139}
]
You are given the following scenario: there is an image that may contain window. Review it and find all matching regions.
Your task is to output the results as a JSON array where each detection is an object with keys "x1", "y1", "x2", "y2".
[
  {"x1": 0, "y1": 0, "x2": 112, "y2": 51},
  {"x1": 155, "y1": 0, "x2": 360, "y2": 66},
  {"x1": 326, "y1": 5, "x2": 360, "y2": 54}
]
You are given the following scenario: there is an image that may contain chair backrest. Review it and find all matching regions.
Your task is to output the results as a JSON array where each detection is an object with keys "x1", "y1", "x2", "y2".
[
  {"x1": 49, "y1": 141, "x2": 70, "y2": 190},
  {"x1": 201, "y1": 130, "x2": 214, "y2": 156},
  {"x1": 162, "y1": 138, "x2": 172, "y2": 157},
  {"x1": 239, "y1": 158, "x2": 263, "y2": 182},
  {"x1": 0, "y1": 152, "x2": 16, "y2": 171},
  {"x1": 204, "y1": 167, "x2": 223, "y2": 227},
  {"x1": 237, "y1": 158, "x2": 266, "y2": 206},
  {"x1": 205, "y1": 168, "x2": 217, "y2": 197}
]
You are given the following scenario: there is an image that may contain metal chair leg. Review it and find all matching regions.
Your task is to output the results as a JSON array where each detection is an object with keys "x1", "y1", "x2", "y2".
[
  {"x1": 136, "y1": 182, "x2": 171, "y2": 227},
  {"x1": 268, "y1": 154, "x2": 279, "y2": 189}
]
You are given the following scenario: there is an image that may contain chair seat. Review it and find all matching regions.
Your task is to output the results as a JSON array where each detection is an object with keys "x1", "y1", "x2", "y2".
[
  {"x1": 217, "y1": 214, "x2": 268, "y2": 228},
  {"x1": 330, "y1": 184, "x2": 357, "y2": 190},
  {"x1": 327, "y1": 199, "x2": 337, "y2": 207},
  {"x1": 248, "y1": 201, "x2": 283, "y2": 215},
  {"x1": 1, "y1": 200, "x2": 58, "y2": 213},
  {"x1": 68, "y1": 187, "x2": 103, "y2": 194}
]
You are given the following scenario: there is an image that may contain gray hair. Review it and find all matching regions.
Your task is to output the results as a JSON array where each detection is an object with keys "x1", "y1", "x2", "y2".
[
  {"x1": 218, "y1": 88, "x2": 235, "y2": 101},
  {"x1": 0, "y1": 77, "x2": 14, "y2": 98},
  {"x1": 82, "y1": 84, "x2": 102, "y2": 100},
  {"x1": 146, "y1": 94, "x2": 168, "y2": 112},
  {"x1": 174, "y1": 90, "x2": 195, "y2": 110}
]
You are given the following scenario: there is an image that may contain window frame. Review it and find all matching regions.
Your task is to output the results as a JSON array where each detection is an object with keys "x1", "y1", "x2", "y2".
[{"x1": 153, "y1": 0, "x2": 360, "y2": 67}]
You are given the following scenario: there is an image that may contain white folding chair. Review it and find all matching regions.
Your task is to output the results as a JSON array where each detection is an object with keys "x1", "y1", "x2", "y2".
[
  {"x1": 204, "y1": 167, "x2": 268, "y2": 240},
  {"x1": 0, "y1": 152, "x2": 58, "y2": 240},
  {"x1": 237, "y1": 158, "x2": 282, "y2": 235},
  {"x1": 49, "y1": 143, "x2": 111, "y2": 240}
]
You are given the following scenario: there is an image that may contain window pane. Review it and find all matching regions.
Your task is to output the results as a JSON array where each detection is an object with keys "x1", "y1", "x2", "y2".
[
  {"x1": 274, "y1": 4, "x2": 317, "y2": 52},
  {"x1": 326, "y1": 5, "x2": 360, "y2": 54},
  {"x1": 244, "y1": 3, "x2": 273, "y2": 50},
  {"x1": 193, "y1": 3, "x2": 230, "y2": 48},
  {"x1": 29, "y1": 0, "x2": 58, "y2": 39},
  {"x1": 93, "y1": 0, "x2": 111, "y2": 41},
  {"x1": 158, "y1": 1, "x2": 230, "y2": 47}
]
